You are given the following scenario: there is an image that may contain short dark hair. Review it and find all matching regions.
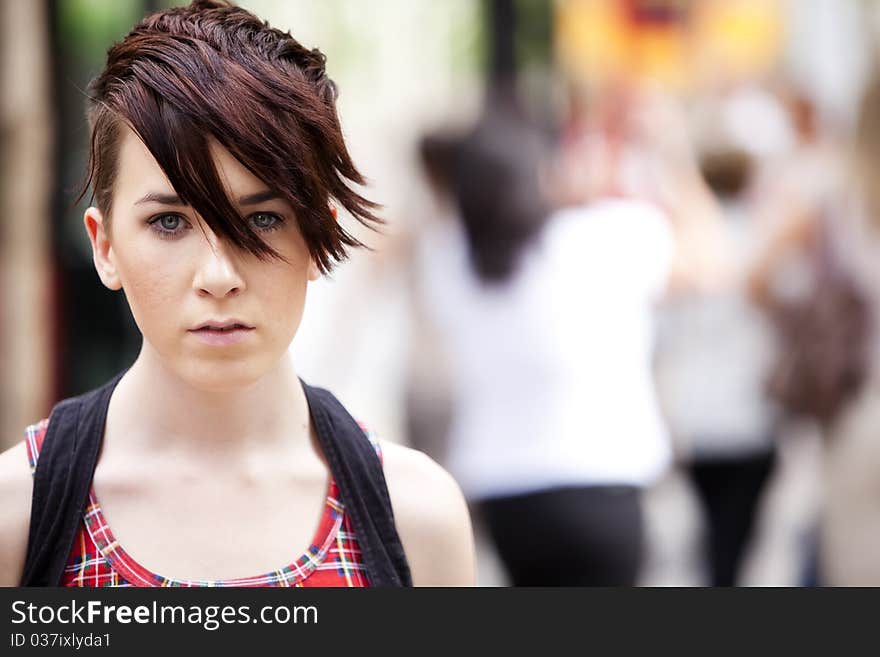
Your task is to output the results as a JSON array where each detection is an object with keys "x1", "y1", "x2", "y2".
[
  {"x1": 420, "y1": 102, "x2": 549, "y2": 283},
  {"x1": 79, "y1": 0, "x2": 380, "y2": 272}
]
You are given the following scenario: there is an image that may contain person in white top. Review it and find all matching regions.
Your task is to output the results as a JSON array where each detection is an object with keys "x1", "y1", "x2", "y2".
[
  {"x1": 415, "y1": 90, "x2": 719, "y2": 585},
  {"x1": 420, "y1": 200, "x2": 674, "y2": 500}
]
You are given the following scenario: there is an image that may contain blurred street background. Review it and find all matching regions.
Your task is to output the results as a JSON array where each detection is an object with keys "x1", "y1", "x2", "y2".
[{"x1": 3, "y1": 0, "x2": 880, "y2": 586}]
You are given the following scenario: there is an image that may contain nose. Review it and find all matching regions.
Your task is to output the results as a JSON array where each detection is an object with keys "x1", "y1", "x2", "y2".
[{"x1": 192, "y1": 229, "x2": 246, "y2": 298}]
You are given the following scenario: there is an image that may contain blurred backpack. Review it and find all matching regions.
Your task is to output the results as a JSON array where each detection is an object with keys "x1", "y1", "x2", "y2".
[{"x1": 765, "y1": 210, "x2": 873, "y2": 428}]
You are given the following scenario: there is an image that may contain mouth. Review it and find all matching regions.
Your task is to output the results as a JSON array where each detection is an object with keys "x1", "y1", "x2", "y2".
[
  {"x1": 187, "y1": 321, "x2": 255, "y2": 346},
  {"x1": 189, "y1": 321, "x2": 255, "y2": 332}
]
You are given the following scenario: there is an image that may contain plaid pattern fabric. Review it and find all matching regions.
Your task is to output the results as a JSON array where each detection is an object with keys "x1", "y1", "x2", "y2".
[{"x1": 24, "y1": 418, "x2": 379, "y2": 588}]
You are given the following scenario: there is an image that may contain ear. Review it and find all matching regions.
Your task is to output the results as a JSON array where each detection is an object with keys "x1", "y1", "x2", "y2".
[{"x1": 83, "y1": 207, "x2": 122, "y2": 291}]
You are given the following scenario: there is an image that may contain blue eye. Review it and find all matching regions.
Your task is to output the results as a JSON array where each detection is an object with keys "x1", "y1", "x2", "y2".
[
  {"x1": 148, "y1": 214, "x2": 190, "y2": 239},
  {"x1": 158, "y1": 215, "x2": 181, "y2": 230},
  {"x1": 147, "y1": 212, "x2": 282, "y2": 241},
  {"x1": 250, "y1": 212, "x2": 283, "y2": 232}
]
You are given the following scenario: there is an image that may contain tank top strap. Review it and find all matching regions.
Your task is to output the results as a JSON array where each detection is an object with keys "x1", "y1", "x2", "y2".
[
  {"x1": 356, "y1": 420, "x2": 384, "y2": 466},
  {"x1": 24, "y1": 419, "x2": 50, "y2": 475}
]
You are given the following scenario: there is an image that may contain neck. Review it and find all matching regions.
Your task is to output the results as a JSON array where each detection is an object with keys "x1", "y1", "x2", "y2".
[{"x1": 108, "y1": 343, "x2": 310, "y2": 457}]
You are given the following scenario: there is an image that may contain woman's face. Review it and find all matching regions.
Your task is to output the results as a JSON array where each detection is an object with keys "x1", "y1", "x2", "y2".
[{"x1": 84, "y1": 124, "x2": 320, "y2": 391}]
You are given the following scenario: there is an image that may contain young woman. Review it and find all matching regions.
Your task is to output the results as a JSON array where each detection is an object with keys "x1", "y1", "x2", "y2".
[{"x1": 0, "y1": 0, "x2": 474, "y2": 587}]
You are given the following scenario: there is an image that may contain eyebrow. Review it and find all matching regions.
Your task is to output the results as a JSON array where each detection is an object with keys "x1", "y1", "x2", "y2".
[{"x1": 134, "y1": 190, "x2": 282, "y2": 206}]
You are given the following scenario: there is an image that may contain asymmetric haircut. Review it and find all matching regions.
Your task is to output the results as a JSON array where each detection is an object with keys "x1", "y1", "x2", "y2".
[{"x1": 79, "y1": 0, "x2": 380, "y2": 272}]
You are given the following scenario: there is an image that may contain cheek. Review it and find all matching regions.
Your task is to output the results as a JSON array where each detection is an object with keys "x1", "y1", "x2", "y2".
[
  {"x1": 252, "y1": 253, "x2": 310, "y2": 342},
  {"x1": 261, "y1": 268, "x2": 308, "y2": 327},
  {"x1": 262, "y1": 234, "x2": 312, "y2": 329},
  {"x1": 115, "y1": 248, "x2": 185, "y2": 337}
]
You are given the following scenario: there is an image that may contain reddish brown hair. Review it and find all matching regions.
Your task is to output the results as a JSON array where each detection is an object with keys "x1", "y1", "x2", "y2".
[{"x1": 79, "y1": 0, "x2": 380, "y2": 272}]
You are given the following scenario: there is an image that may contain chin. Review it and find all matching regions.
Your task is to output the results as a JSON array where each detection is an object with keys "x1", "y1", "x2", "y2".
[{"x1": 178, "y1": 357, "x2": 274, "y2": 393}]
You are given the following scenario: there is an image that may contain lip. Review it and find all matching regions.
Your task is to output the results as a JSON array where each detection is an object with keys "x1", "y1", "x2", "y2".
[
  {"x1": 187, "y1": 320, "x2": 255, "y2": 347},
  {"x1": 189, "y1": 318, "x2": 255, "y2": 331}
]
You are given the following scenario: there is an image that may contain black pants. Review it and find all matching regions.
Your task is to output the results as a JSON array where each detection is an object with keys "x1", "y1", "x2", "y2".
[
  {"x1": 689, "y1": 449, "x2": 777, "y2": 587},
  {"x1": 479, "y1": 485, "x2": 644, "y2": 586}
]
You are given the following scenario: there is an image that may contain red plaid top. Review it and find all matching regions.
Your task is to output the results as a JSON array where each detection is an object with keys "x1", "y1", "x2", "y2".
[{"x1": 24, "y1": 418, "x2": 376, "y2": 587}]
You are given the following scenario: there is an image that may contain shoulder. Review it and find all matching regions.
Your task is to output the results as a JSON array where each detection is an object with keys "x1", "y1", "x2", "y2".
[
  {"x1": 0, "y1": 425, "x2": 41, "y2": 586},
  {"x1": 377, "y1": 440, "x2": 476, "y2": 586}
]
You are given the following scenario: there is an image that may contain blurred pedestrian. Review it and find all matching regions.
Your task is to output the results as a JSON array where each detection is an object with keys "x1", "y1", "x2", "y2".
[
  {"x1": 416, "y1": 92, "x2": 688, "y2": 586},
  {"x1": 653, "y1": 83, "x2": 795, "y2": 586}
]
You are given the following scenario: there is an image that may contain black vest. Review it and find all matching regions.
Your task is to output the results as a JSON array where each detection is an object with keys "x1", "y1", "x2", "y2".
[{"x1": 20, "y1": 370, "x2": 412, "y2": 587}]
